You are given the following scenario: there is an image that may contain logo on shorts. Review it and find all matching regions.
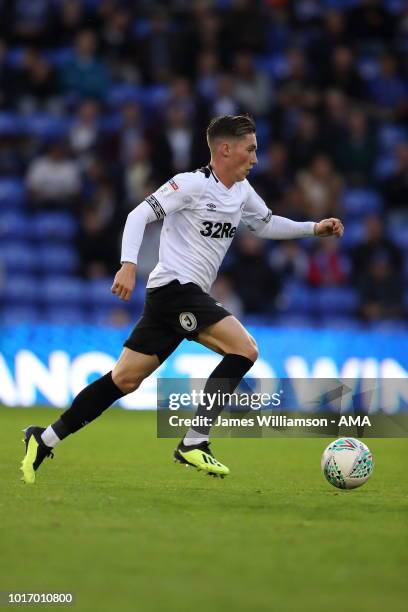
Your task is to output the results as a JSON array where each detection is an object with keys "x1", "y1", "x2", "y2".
[{"x1": 179, "y1": 312, "x2": 197, "y2": 331}]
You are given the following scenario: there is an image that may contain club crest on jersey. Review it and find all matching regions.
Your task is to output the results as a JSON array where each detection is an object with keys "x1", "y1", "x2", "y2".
[{"x1": 179, "y1": 312, "x2": 197, "y2": 331}]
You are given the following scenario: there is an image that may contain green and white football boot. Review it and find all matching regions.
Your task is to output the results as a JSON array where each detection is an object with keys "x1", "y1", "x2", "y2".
[
  {"x1": 174, "y1": 440, "x2": 230, "y2": 478},
  {"x1": 21, "y1": 426, "x2": 54, "y2": 484}
]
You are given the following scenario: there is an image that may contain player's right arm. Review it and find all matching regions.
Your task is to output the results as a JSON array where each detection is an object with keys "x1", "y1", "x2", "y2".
[{"x1": 111, "y1": 175, "x2": 195, "y2": 301}]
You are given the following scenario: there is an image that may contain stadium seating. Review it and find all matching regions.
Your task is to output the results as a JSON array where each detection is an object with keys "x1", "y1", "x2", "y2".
[
  {"x1": 0, "y1": 0, "x2": 406, "y2": 330},
  {"x1": 36, "y1": 244, "x2": 79, "y2": 273},
  {"x1": 315, "y1": 287, "x2": 359, "y2": 316},
  {"x1": 277, "y1": 282, "x2": 316, "y2": 315},
  {"x1": 341, "y1": 189, "x2": 383, "y2": 218},
  {"x1": 378, "y1": 124, "x2": 407, "y2": 152},
  {"x1": 2, "y1": 275, "x2": 39, "y2": 305},
  {"x1": 44, "y1": 307, "x2": 86, "y2": 325},
  {"x1": 22, "y1": 114, "x2": 70, "y2": 140},
  {"x1": 41, "y1": 276, "x2": 85, "y2": 306},
  {"x1": 0, "y1": 212, "x2": 28, "y2": 240},
  {"x1": 31, "y1": 212, "x2": 78, "y2": 242},
  {"x1": 0, "y1": 242, "x2": 36, "y2": 272},
  {"x1": 1, "y1": 305, "x2": 40, "y2": 324},
  {"x1": 0, "y1": 179, "x2": 26, "y2": 210}
]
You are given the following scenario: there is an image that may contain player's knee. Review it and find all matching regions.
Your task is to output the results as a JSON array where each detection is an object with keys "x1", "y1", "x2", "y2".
[
  {"x1": 112, "y1": 371, "x2": 141, "y2": 395},
  {"x1": 240, "y1": 337, "x2": 259, "y2": 362}
]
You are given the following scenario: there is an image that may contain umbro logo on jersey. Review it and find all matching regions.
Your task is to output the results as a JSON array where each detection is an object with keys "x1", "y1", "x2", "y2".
[{"x1": 207, "y1": 202, "x2": 216, "y2": 210}]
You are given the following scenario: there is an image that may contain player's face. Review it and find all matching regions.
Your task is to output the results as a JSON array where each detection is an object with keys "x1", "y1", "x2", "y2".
[{"x1": 229, "y1": 133, "x2": 258, "y2": 181}]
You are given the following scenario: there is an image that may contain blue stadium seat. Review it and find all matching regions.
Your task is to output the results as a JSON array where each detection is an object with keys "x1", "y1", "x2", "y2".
[
  {"x1": 319, "y1": 315, "x2": 361, "y2": 329},
  {"x1": 86, "y1": 278, "x2": 145, "y2": 311},
  {"x1": 0, "y1": 113, "x2": 23, "y2": 135},
  {"x1": 1, "y1": 305, "x2": 40, "y2": 324},
  {"x1": 31, "y1": 212, "x2": 78, "y2": 241},
  {"x1": 357, "y1": 57, "x2": 380, "y2": 81},
  {"x1": 0, "y1": 242, "x2": 36, "y2": 271},
  {"x1": 242, "y1": 314, "x2": 273, "y2": 327},
  {"x1": 323, "y1": 0, "x2": 360, "y2": 7},
  {"x1": 378, "y1": 124, "x2": 407, "y2": 152},
  {"x1": 23, "y1": 114, "x2": 70, "y2": 140},
  {"x1": 253, "y1": 54, "x2": 288, "y2": 79},
  {"x1": 370, "y1": 318, "x2": 408, "y2": 332},
  {"x1": 88, "y1": 306, "x2": 136, "y2": 326},
  {"x1": 277, "y1": 282, "x2": 315, "y2": 315},
  {"x1": 0, "y1": 178, "x2": 26, "y2": 209},
  {"x1": 36, "y1": 244, "x2": 79, "y2": 273},
  {"x1": 389, "y1": 224, "x2": 408, "y2": 250},
  {"x1": 254, "y1": 119, "x2": 270, "y2": 151},
  {"x1": 340, "y1": 219, "x2": 365, "y2": 250},
  {"x1": 316, "y1": 287, "x2": 358, "y2": 315},
  {"x1": 107, "y1": 84, "x2": 143, "y2": 107},
  {"x1": 99, "y1": 113, "x2": 122, "y2": 133},
  {"x1": 41, "y1": 276, "x2": 85, "y2": 305},
  {"x1": 272, "y1": 314, "x2": 315, "y2": 328},
  {"x1": 0, "y1": 212, "x2": 28, "y2": 240},
  {"x1": 2, "y1": 275, "x2": 39, "y2": 305},
  {"x1": 86, "y1": 278, "x2": 121, "y2": 307},
  {"x1": 341, "y1": 189, "x2": 383, "y2": 217},
  {"x1": 44, "y1": 307, "x2": 85, "y2": 324},
  {"x1": 43, "y1": 47, "x2": 74, "y2": 66},
  {"x1": 132, "y1": 19, "x2": 150, "y2": 38},
  {"x1": 384, "y1": 0, "x2": 406, "y2": 14},
  {"x1": 5, "y1": 48, "x2": 25, "y2": 67},
  {"x1": 142, "y1": 85, "x2": 169, "y2": 109},
  {"x1": 374, "y1": 154, "x2": 396, "y2": 180}
]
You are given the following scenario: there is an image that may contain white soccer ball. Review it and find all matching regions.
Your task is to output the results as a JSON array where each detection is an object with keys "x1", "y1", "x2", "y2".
[{"x1": 321, "y1": 437, "x2": 374, "y2": 490}]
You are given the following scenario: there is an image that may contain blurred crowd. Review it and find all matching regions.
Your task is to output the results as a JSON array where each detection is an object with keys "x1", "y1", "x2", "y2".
[{"x1": 0, "y1": 0, "x2": 407, "y2": 327}]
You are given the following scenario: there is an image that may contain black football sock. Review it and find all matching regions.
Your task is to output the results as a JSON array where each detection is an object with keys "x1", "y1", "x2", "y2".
[
  {"x1": 44, "y1": 372, "x2": 125, "y2": 443},
  {"x1": 183, "y1": 354, "x2": 254, "y2": 442}
]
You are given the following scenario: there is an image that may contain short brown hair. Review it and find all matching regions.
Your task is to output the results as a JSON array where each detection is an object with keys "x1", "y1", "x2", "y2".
[{"x1": 206, "y1": 114, "x2": 256, "y2": 146}]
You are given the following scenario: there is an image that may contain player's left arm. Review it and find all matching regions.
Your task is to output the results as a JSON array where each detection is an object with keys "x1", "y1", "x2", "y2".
[{"x1": 241, "y1": 183, "x2": 344, "y2": 239}]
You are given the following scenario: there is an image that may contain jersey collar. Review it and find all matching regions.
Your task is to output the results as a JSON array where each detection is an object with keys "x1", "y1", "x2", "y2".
[
  {"x1": 208, "y1": 163, "x2": 236, "y2": 192},
  {"x1": 208, "y1": 163, "x2": 219, "y2": 183}
]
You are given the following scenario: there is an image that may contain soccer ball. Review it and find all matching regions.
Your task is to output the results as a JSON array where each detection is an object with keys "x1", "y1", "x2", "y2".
[{"x1": 321, "y1": 437, "x2": 374, "y2": 490}]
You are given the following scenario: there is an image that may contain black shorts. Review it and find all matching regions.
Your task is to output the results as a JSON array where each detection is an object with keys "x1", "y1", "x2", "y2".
[{"x1": 124, "y1": 280, "x2": 231, "y2": 363}]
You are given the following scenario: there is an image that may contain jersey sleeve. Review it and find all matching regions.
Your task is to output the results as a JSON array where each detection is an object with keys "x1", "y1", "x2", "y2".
[
  {"x1": 144, "y1": 173, "x2": 197, "y2": 220},
  {"x1": 241, "y1": 182, "x2": 273, "y2": 232},
  {"x1": 120, "y1": 173, "x2": 199, "y2": 265},
  {"x1": 241, "y1": 182, "x2": 315, "y2": 239}
]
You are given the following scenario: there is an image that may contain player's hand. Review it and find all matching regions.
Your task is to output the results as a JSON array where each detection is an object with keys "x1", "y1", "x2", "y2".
[
  {"x1": 314, "y1": 218, "x2": 344, "y2": 238},
  {"x1": 111, "y1": 262, "x2": 137, "y2": 301}
]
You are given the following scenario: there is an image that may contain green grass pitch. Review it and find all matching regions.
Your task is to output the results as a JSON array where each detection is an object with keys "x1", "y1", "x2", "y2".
[{"x1": 1, "y1": 406, "x2": 407, "y2": 612}]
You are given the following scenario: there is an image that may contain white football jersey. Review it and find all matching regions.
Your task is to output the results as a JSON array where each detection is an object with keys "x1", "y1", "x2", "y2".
[{"x1": 144, "y1": 166, "x2": 273, "y2": 293}]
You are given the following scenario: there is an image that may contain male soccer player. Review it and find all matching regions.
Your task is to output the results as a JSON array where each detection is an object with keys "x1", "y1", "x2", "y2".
[{"x1": 21, "y1": 115, "x2": 343, "y2": 483}]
